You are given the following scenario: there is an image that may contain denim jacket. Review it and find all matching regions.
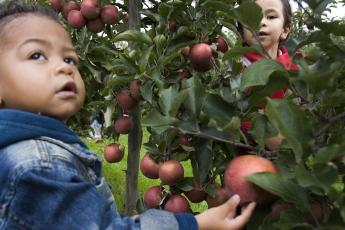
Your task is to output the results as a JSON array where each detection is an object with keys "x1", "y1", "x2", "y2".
[{"x1": 0, "y1": 109, "x2": 198, "y2": 230}]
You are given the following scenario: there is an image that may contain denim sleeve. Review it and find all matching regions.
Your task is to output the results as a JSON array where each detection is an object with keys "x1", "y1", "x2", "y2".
[
  {"x1": 1, "y1": 165, "x2": 179, "y2": 230},
  {"x1": 174, "y1": 213, "x2": 198, "y2": 230}
]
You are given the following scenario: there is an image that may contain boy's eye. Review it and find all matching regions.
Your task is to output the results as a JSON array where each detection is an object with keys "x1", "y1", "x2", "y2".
[
  {"x1": 30, "y1": 52, "x2": 45, "y2": 60},
  {"x1": 64, "y1": 57, "x2": 78, "y2": 66}
]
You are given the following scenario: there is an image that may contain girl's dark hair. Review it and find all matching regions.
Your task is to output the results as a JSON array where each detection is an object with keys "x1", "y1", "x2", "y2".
[
  {"x1": 0, "y1": 0, "x2": 58, "y2": 34},
  {"x1": 238, "y1": 0, "x2": 292, "y2": 39},
  {"x1": 281, "y1": 0, "x2": 292, "y2": 28}
]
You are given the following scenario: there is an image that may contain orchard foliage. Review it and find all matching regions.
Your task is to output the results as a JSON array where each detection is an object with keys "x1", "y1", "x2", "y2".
[{"x1": 41, "y1": 0, "x2": 345, "y2": 228}]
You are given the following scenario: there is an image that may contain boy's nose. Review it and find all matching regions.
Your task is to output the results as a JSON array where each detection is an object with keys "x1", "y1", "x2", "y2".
[{"x1": 56, "y1": 62, "x2": 74, "y2": 77}]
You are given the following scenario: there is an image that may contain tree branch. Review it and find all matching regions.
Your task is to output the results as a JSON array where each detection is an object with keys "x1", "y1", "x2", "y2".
[
  {"x1": 315, "y1": 111, "x2": 345, "y2": 137},
  {"x1": 177, "y1": 128, "x2": 254, "y2": 150}
]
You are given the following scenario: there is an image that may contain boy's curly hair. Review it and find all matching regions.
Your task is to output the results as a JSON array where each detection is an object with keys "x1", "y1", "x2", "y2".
[{"x1": 0, "y1": 0, "x2": 58, "y2": 35}]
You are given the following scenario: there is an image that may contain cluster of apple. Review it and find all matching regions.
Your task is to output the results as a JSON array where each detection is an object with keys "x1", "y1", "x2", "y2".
[
  {"x1": 102, "y1": 80, "x2": 141, "y2": 164},
  {"x1": 50, "y1": 0, "x2": 120, "y2": 33},
  {"x1": 140, "y1": 155, "x2": 193, "y2": 212},
  {"x1": 180, "y1": 37, "x2": 229, "y2": 73},
  {"x1": 139, "y1": 151, "x2": 279, "y2": 213},
  {"x1": 114, "y1": 80, "x2": 141, "y2": 134}
]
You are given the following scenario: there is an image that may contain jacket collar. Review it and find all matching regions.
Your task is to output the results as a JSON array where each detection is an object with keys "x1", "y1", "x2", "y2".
[
  {"x1": 0, "y1": 109, "x2": 86, "y2": 149},
  {"x1": 244, "y1": 46, "x2": 298, "y2": 70}
]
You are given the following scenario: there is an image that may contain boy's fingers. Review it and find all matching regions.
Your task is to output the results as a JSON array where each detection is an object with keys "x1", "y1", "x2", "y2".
[
  {"x1": 229, "y1": 202, "x2": 256, "y2": 229},
  {"x1": 221, "y1": 194, "x2": 240, "y2": 219}
]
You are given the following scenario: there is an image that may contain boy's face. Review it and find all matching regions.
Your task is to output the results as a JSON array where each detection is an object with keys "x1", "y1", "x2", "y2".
[
  {"x1": 0, "y1": 15, "x2": 85, "y2": 121},
  {"x1": 243, "y1": 0, "x2": 290, "y2": 55}
]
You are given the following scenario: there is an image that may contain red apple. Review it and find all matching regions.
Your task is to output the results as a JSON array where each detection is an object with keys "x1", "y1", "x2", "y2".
[
  {"x1": 86, "y1": 18, "x2": 105, "y2": 33},
  {"x1": 180, "y1": 46, "x2": 190, "y2": 57},
  {"x1": 265, "y1": 201, "x2": 291, "y2": 221},
  {"x1": 103, "y1": 143, "x2": 124, "y2": 163},
  {"x1": 67, "y1": 10, "x2": 86, "y2": 29},
  {"x1": 129, "y1": 80, "x2": 142, "y2": 101},
  {"x1": 224, "y1": 155, "x2": 278, "y2": 205},
  {"x1": 179, "y1": 133, "x2": 192, "y2": 146},
  {"x1": 114, "y1": 115, "x2": 133, "y2": 134},
  {"x1": 304, "y1": 19, "x2": 314, "y2": 30},
  {"x1": 143, "y1": 185, "x2": 163, "y2": 208},
  {"x1": 179, "y1": 68, "x2": 191, "y2": 80},
  {"x1": 266, "y1": 201, "x2": 324, "y2": 225},
  {"x1": 168, "y1": 20, "x2": 177, "y2": 32},
  {"x1": 80, "y1": 0, "x2": 100, "y2": 20},
  {"x1": 304, "y1": 202, "x2": 323, "y2": 225},
  {"x1": 140, "y1": 153, "x2": 161, "y2": 179},
  {"x1": 206, "y1": 185, "x2": 229, "y2": 208},
  {"x1": 50, "y1": 0, "x2": 62, "y2": 11},
  {"x1": 216, "y1": 37, "x2": 228, "y2": 53},
  {"x1": 189, "y1": 43, "x2": 214, "y2": 72},
  {"x1": 159, "y1": 160, "x2": 184, "y2": 185},
  {"x1": 116, "y1": 89, "x2": 138, "y2": 112},
  {"x1": 121, "y1": 12, "x2": 128, "y2": 23},
  {"x1": 184, "y1": 180, "x2": 206, "y2": 203},
  {"x1": 61, "y1": 1, "x2": 80, "y2": 20},
  {"x1": 101, "y1": 4, "x2": 119, "y2": 25},
  {"x1": 164, "y1": 194, "x2": 190, "y2": 213}
]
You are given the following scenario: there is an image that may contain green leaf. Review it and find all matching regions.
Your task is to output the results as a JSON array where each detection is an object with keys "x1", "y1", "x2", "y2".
[
  {"x1": 245, "y1": 173, "x2": 309, "y2": 211},
  {"x1": 247, "y1": 72, "x2": 290, "y2": 107},
  {"x1": 166, "y1": 0, "x2": 184, "y2": 6},
  {"x1": 158, "y1": 86, "x2": 188, "y2": 117},
  {"x1": 83, "y1": 61, "x2": 102, "y2": 82},
  {"x1": 182, "y1": 77, "x2": 207, "y2": 118},
  {"x1": 139, "y1": 46, "x2": 154, "y2": 72},
  {"x1": 295, "y1": 164, "x2": 338, "y2": 194},
  {"x1": 234, "y1": 1, "x2": 262, "y2": 31},
  {"x1": 240, "y1": 59, "x2": 287, "y2": 90},
  {"x1": 250, "y1": 114, "x2": 269, "y2": 149},
  {"x1": 194, "y1": 140, "x2": 213, "y2": 182},
  {"x1": 265, "y1": 99, "x2": 313, "y2": 163},
  {"x1": 113, "y1": 30, "x2": 153, "y2": 45},
  {"x1": 141, "y1": 80, "x2": 155, "y2": 104},
  {"x1": 201, "y1": 0, "x2": 234, "y2": 14},
  {"x1": 141, "y1": 9, "x2": 160, "y2": 23},
  {"x1": 223, "y1": 46, "x2": 261, "y2": 60},
  {"x1": 200, "y1": 127, "x2": 239, "y2": 143},
  {"x1": 176, "y1": 177, "x2": 194, "y2": 192},
  {"x1": 202, "y1": 94, "x2": 236, "y2": 122},
  {"x1": 159, "y1": 52, "x2": 181, "y2": 66},
  {"x1": 142, "y1": 109, "x2": 176, "y2": 129},
  {"x1": 102, "y1": 54, "x2": 139, "y2": 74},
  {"x1": 314, "y1": 144, "x2": 345, "y2": 164}
]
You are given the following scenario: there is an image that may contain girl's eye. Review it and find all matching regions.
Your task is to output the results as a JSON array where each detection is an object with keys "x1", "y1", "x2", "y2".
[
  {"x1": 30, "y1": 52, "x2": 45, "y2": 60},
  {"x1": 267, "y1": 15, "x2": 277, "y2": 20},
  {"x1": 64, "y1": 57, "x2": 78, "y2": 66}
]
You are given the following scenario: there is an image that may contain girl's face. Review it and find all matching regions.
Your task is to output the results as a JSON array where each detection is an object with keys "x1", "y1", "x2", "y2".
[
  {"x1": 0, "y1": 15, "x2": 85, "y2": 121},
  {"x1": 243, "y1": 0, "x2": 290, "y2": 58}
]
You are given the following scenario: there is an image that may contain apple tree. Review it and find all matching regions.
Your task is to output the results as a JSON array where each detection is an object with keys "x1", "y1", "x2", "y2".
[{"x1": 43, "y1": 0, "x2": 345, "y2": 228}]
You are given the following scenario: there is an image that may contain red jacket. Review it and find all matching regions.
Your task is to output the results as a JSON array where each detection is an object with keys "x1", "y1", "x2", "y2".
[{"x1": 240, "y1": 46, "x2": 299, "y2": 134}]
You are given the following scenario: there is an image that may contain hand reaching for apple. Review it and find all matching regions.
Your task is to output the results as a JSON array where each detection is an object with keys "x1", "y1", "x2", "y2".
[{"x1": 195, "y1": 194, "x2": 256, "y2": 230}]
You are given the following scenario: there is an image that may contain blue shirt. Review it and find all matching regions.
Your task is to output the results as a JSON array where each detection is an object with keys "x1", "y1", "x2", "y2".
[{"x1": 0, "y1": 109, "x2": 198, "y2": 230}]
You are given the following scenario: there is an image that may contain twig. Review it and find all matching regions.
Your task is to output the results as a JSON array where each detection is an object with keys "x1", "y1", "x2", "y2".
[
  {"x1": 315, "y1": 111, "x2": 345, "y2": 137},
  {"x1": 177, "y1": 128, "x2": 254, "y2": 150}
]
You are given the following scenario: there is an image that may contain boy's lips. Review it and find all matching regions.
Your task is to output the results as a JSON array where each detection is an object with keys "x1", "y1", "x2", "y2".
[{"x1": 56, "y1": 81, "x2": 77, "y2": 97}]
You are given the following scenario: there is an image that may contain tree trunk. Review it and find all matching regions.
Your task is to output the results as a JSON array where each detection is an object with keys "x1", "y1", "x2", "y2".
[{"x1": 124, "y1": 0, "x2": 142, "y2": 216}]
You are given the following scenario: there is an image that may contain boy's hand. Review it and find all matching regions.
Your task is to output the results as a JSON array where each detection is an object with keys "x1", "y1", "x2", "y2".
[{"x1": 195, "y1": 194, "x2": 256, "y2": 230}]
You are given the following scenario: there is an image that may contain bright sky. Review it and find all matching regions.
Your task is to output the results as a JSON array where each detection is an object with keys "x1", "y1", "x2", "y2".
[{"x1": 291, "y1": 0, "x2": 345, "y2": 19}]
